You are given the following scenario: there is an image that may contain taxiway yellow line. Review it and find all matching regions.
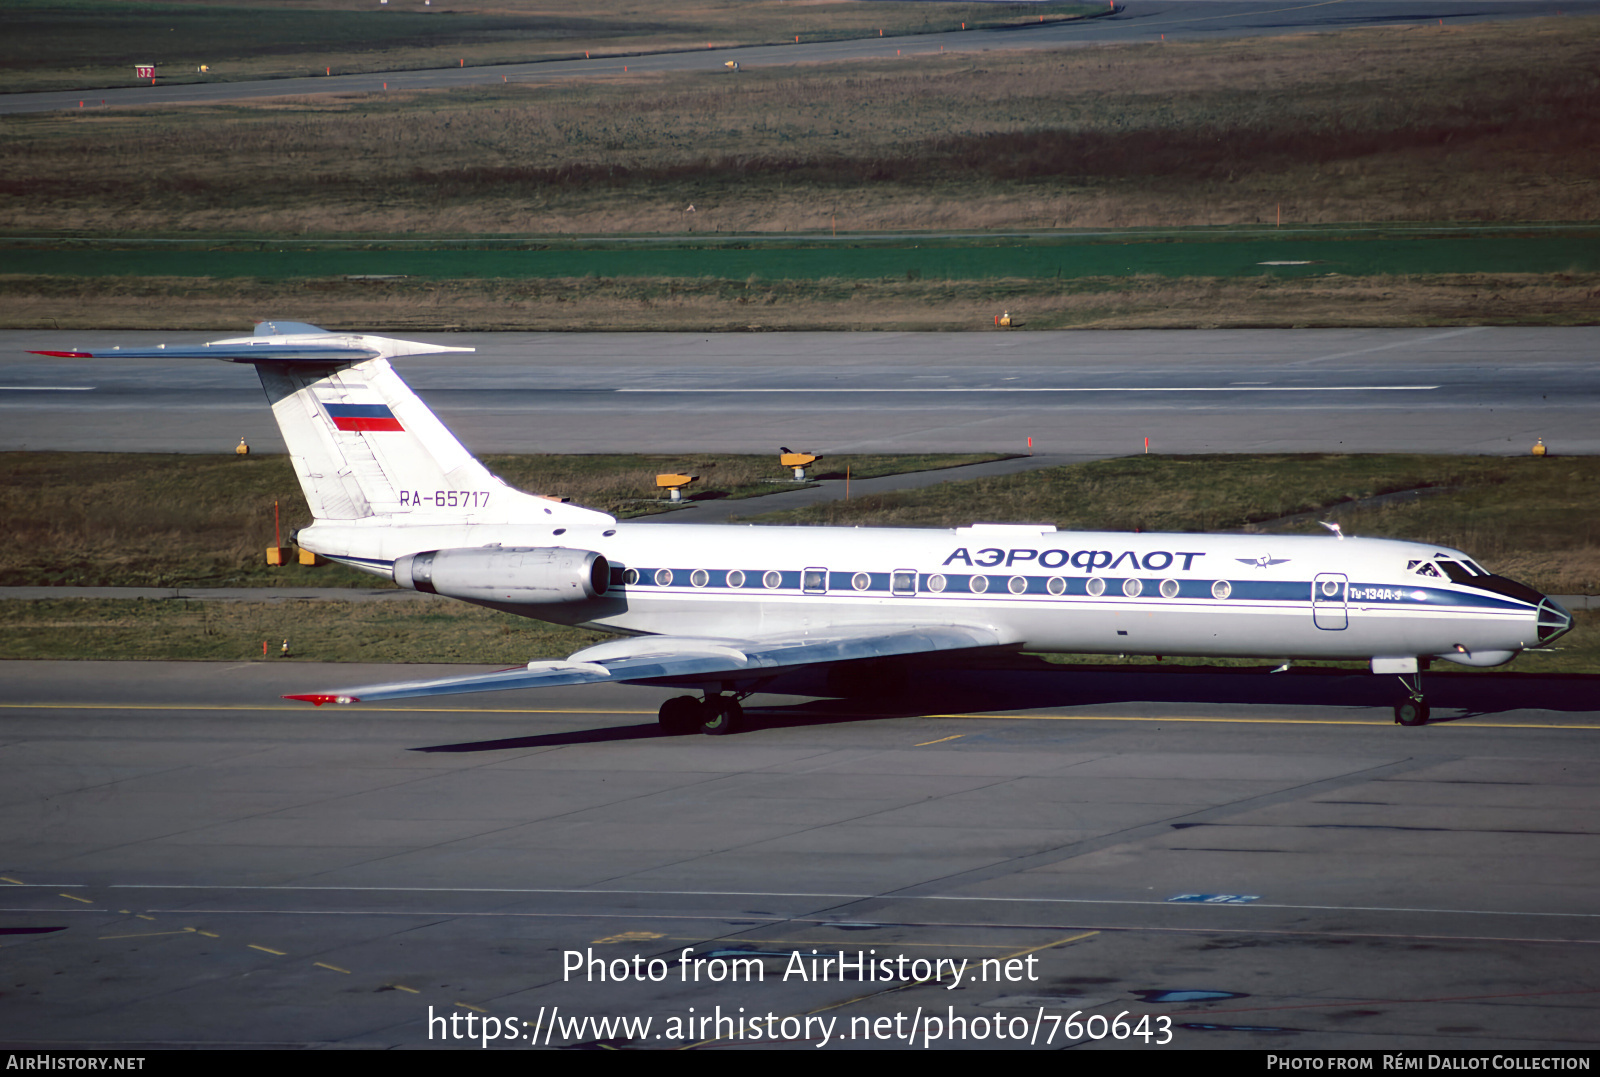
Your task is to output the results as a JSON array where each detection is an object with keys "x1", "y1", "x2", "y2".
[{"x1": 998, "y1": 930, "x2": 1099, "y2": 961}]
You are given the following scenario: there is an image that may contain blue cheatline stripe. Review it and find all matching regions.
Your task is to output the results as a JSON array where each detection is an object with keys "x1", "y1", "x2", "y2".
[{"x1": 602, "y1": 569, "x2": 1533, "y2": 612}]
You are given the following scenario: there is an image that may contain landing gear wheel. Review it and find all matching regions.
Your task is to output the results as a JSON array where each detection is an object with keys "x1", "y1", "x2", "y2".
[
  {"x1": 700, "y1": 697, "x2": 743, "y2": 736},
  {"x1": 658, "y1": 695, "x2": 701, "y2": 735},
  {"x1": 1394, "y1": 699, "x2": 1430, "y2": 726}
]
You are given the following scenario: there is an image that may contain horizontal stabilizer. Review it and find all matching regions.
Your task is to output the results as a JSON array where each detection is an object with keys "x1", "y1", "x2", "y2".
[
  {"x1": 286, "y1": 624, "x2": 1018, "y2": 705},
  {"x1": 32, "y1": 344, "x2": 382, "y2": 364},
  {"x1": 30, "y1": 330, "x2": 473, "y2": 367}
]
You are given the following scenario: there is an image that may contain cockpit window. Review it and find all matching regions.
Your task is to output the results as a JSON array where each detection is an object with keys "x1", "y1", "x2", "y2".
[
  {"x1": 1436, "y1": 560, "x2": 1475, "y2": 584},
  {"x1": 1412, "y1": 561, "x2": 1441, "y2": 578},
  {"x1": 1432, "y1": 555, "x2": 1487, "y2": 576}
]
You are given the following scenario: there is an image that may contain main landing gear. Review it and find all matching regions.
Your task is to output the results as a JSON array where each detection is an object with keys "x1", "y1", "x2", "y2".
[
  {"x1": 1393, "y1": 672, "x2": 1429, "y2": 726},
  {"x1": 658, "y1": 693, "x2": 746, "y2": 736}
]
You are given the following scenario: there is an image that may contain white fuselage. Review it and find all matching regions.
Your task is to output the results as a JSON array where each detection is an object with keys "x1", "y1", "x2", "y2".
[{"x1": 301, "y1": 519, "x2": 1555, "y2": 666}]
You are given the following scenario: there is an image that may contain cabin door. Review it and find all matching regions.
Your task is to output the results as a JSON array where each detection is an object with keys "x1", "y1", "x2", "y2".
[{"x1": 1312, "y1": 573, "x2": 1348, "y2": 630}]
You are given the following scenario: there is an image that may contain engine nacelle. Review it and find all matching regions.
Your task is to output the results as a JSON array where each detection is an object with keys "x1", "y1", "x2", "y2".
[{"x1": 394, "y1": 547, "x2": 609, "y2": 605}]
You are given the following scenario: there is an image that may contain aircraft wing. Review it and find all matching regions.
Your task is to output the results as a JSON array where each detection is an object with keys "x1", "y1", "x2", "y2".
[{"x1": 284, "y1": 623, "x2": 1018, "y2": 705}]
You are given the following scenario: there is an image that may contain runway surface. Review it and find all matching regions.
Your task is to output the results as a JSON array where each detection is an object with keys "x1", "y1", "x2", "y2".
[
  {"x1": 1, "y1": 659, "x2": 1597, "y2": 1049},
  {"x1": 3, "y1": 1, "x2": 1594, "y2": 115},
  {"x1": 4, "y1": 327, "x2": 1597, "y2": 455}
]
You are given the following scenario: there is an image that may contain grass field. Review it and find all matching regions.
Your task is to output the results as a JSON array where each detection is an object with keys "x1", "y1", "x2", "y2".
[
  {"x1": 740, "y1": 454, "x2": 1600, "y2": 596},
  {"x1": 6, "y1": 17, "x2": 1596, "y2": 330},
  {"x1": 4, "y1": 17, "x2": 1596, "y2": 236},
  {"x1": 5, "y1": 269, "x2": 1597, "y2": 332},
  {"x1": 0, "y1": 450, "x2": 1002, "y2": 587},
  {"x1": 0, "y1": 0, "x2": 1099, "y2": 93},
  {"x1": 10, "y1": 230, "x2": 1599, "y2": 281}
]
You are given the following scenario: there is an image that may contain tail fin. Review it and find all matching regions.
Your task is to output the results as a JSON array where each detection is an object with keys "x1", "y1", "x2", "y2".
[{"x1": 35, "y1": 322, "x2": 614, "y2": 529}]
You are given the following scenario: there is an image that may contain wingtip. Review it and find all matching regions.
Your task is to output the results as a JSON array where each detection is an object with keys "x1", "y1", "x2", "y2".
[
  {"x1": 283, "y1": 693, "x2": 359, "y2": 706},
  {"x1": 29, "y1": 351, "x2": 93, "y2": 358}
]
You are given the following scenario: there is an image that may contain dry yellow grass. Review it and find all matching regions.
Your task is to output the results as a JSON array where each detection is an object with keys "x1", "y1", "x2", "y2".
[
  {"x1": 3, "y1": 16, "x2": 1597, "y2": 234},
  {"x1": 0, "y1": 450, "x2": 996, "y2": 587},
  {"x1": 741, "y1": 454, "x2": 1600, "y2": 596},
  {"x1": 4, "y1": 271, "x2": 1597, "y2": 332}
]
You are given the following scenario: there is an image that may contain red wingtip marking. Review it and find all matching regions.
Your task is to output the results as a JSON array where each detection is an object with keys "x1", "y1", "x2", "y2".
[
  {"x1": 284, "y1": 693, "x2": 359, "y2": 706},
  {"x1": 29, "y1": 351, "x2": 94, "y2": 358}
]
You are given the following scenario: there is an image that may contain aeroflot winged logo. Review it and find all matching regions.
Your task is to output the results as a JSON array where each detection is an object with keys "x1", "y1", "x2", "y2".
[
  {"x1": 1238, "y1": 554, "x2": 1291, "y2": 568},
  {"x1": 324, "y1": 403, "x2": 405, "y2": 432}
]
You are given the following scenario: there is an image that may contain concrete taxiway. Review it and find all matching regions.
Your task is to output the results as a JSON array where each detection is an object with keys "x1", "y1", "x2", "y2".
[
  {"x1": 1, "y1": 659, "x2": 1597, "y2": 1049},
  {"x1": 4, "y1": 327, "x2": 1597, "y2": 456}
]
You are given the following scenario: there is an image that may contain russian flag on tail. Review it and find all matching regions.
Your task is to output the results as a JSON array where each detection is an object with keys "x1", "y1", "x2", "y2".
[{"x1": 325, "y1": 403, "x2": 404, "y2": 432}]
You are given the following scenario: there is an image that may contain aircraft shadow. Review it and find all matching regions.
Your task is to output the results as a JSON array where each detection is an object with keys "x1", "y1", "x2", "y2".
[
  {"x1": 414, "y1": 722, "x2": 666, "y2": 752},
  {"x1": 412, "y1": 662, "x2": 1599, "y2": 752}
]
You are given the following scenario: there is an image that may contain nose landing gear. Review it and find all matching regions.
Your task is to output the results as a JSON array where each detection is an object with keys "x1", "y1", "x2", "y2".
[
  {"x1": 1393, "y1": 672, "x2": 1429, "y2": 726},
  {"x1": 658, "y1": 692, "x2": 747, "y2": 735}
]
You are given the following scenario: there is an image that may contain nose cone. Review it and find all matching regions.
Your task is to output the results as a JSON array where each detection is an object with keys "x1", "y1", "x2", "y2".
[{"x1": 1537, "y1": 597, "x2": 1573, "y2": 645}]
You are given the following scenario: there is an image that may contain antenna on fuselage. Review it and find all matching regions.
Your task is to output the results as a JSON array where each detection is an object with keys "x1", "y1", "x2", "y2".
[{"x1": 1319, "y1": 521, "x2": 1345, "y2": 540}]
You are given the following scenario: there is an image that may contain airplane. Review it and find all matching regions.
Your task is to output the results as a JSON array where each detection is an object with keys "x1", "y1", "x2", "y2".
[{"x1": 36, "y1": 322, "x2": 1573, "y2": 732}]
